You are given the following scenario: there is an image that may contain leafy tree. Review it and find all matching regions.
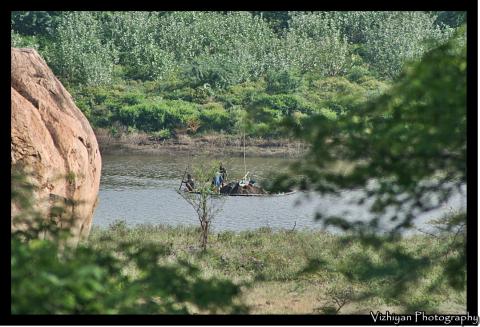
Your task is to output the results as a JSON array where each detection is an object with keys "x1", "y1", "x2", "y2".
[
  {"x1": 319, "y1": 11, "x2": 380, "y2": 44},
  {"x1": 107, "y1": 11, "x2": 175, "y2": 80},
  {"x1": 286, "y1": 12, "x2": 350, "y2": 76},
  {"x1": 49, "y1": 12, "x2": 118, "y2": 86},
  {"x1": 252, "y1": 11, "x2": 291, "y2": 33},
  {"x1": 266, "y1": 28, "x2": 467, "y2": 310},
  {"x1": 11, "y1": 29, "x2": 40, "y2": 50},
  {"x1": 270, "y1": 29, "x2": 466, "y2": 234},
  {"x1": 178, "y1": 162, "x2": 226, "y2": 251},
  {"x1": 11, "y1": 11, "x2": 61, "y2": 36},
  {"x1": 11, "y1": 10, "x2": 463, "y2": 139},
  {"x1": 363, "y1": 11, "x2": 453, "y2": 78},
  {"x1": 433, "y1": 11, "x2": 466, "y2": 28}
]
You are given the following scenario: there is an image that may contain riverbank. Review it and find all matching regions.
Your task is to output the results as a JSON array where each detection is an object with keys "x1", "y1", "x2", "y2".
[
  {"x1": 86, "y1": 222, "x2": 466, "y2": 314},
  {"x1": 94, "y1": 128, "x2": 308, "y2": 158}
]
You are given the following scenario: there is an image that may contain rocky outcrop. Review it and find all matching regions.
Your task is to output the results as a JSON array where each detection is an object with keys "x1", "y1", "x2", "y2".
[{"x1": 11, "y1": 48, "x2": 101, "y2": 242}]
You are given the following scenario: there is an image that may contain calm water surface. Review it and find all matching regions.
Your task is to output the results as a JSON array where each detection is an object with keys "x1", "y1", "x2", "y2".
[{"x1": 93, "y1": 154, "x2": 466, "y2": 234}]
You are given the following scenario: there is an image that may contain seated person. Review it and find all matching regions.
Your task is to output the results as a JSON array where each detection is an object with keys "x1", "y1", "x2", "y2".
[
  {"x1": 219, "y1": 163, "x2": 227, "y2": 183},
  {"x1": 184, "y1": 174, "x2": 195, "y2": 191}
]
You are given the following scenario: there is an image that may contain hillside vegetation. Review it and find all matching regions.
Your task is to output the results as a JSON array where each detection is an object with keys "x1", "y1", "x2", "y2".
[{"x1": 11, "y1": 11, "x2": 463, "y2": 139}]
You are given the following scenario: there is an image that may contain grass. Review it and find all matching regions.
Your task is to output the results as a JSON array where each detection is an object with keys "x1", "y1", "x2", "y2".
[{"x1": 85, "y1": 222, "x2": 466, "y2": 314}]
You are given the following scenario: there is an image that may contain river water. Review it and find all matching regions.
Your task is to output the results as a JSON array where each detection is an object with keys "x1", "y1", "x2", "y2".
[{"x1": 92, "y1": 153, "x2": 466, "y2": 234}]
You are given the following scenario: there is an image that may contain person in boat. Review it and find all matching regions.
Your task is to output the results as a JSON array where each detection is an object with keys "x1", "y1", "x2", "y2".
[
  {"x1": 219, "y1": 163, "x2": 227, "y2": 185},
  {"x1": 239, "y1": 172, "x2": 249, "y2": 187},
  {"x1": 183, "y1": 173, "x2": 195, "y2": 191},
  {"x1": 213, "y1": 170, "x2": 223, "y2": 192}
]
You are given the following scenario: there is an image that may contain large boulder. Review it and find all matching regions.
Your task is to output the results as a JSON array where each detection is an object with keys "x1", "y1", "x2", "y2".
[{"x1": 11, "y1": 48, "x2": 101, "y2": 242}]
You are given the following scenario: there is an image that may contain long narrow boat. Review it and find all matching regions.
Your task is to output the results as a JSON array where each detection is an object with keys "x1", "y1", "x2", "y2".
[{"x1": 180, "y1": 190, "x2": 297, "y2": 197}]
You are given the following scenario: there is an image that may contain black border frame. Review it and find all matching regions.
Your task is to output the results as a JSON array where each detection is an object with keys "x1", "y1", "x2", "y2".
[{"x1": 4, "y1": 1, "x2": 476, "y2": 325}]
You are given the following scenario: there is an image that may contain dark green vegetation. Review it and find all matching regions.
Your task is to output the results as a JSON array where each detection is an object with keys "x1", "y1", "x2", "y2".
[{"x1": 11, "y1": 11, "x2": 459, "y2": 139}]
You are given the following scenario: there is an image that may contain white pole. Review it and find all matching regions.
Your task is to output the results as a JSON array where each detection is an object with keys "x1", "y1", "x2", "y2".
[{"x1": 243, "y1": 129, "x2": 246, "y2": 176}]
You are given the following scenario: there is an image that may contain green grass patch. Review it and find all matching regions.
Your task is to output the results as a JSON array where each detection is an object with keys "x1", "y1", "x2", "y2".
[{"x1": 86, "y1": 222, "x2": 466, "y2": 314}]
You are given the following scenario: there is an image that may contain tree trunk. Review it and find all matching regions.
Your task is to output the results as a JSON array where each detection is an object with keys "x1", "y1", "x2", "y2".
[{"x1": 201, "y1": 219, "x2": 209, "y2": 251}]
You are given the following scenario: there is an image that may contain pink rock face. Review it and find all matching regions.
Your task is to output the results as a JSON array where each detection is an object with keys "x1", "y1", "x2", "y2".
[{"x1": 11, "y1": 48, "x2": 102, "y2": 242}]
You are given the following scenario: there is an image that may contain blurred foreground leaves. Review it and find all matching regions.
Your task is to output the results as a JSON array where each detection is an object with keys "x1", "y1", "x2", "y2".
[
  {"x1": 11, "y1": 164, "x2": 246, "y2": 314},
  {"x1": 266, "y1": 28, "x2": 467, "y2": 311},
  {"x1": 269, "y1": 27, "x2": 466, "y2": 235}
]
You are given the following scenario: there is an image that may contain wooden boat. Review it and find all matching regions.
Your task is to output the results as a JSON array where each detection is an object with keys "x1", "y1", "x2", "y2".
[
  {"x1": 180, "y1": 189, "x2": 297, "y2": 197},
  {"x1": 220, "y1": 190, "x2": 297, "y2": 197},
  {"x1": 178, "y1": 130, "x2": 298, "y2": 197}
]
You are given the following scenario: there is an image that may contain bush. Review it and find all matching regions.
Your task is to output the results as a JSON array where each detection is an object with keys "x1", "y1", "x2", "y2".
[
  {"x1": 309, "y1": 77, "x2": 371, "y2": 115},
  {"x1": 254, "y1": 93, "x2": 316, "y2": 116},
  {"x1": 116, "y1": 99, "x2": 200, "y2": 133},
  {"x1": 266, "y1": 70, "x2": 302, "y2": 94},
  {"x1": 11, "y1": 30, "x2": 40, "y2": 49},
  {"x1": 218, "y1": 80, "x2": 266, "y2": 108},
  {"x1": 151, "y1": 129, "x2": 171, "y2": 140},
  {"x1": 346, "y1": 65, "x2": 372, "y2": 83},
  {"x1": 11, "y1": 166, "x2": 246, "y2": 314},
  {"x1": 318, "y1": 108, "x2": 338, "y2": 120},
  {"x1": 199, "y1": 103, "x2": 230, "y2": 132},
  {"x1": 187, "y1": 57, "x2": 238, "y2": 90},
  {"x1": 46, "y1": 12, "x2": 118, "y2": 86}
]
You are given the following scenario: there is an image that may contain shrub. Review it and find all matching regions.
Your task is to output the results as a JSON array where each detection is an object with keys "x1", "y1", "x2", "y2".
[
  {"x1": 218, "y1": 80, "x2": 266, "y2": 108},
  {"x1": 266, "y1": 70, "x2": 302, "y2": 94},
  {"x1": 11, "y1": 30, "x2": 40, "y2": 49},
  {"x1": 48, "y1": 12, "x2": 118, "y2": 86},
  {"x1": 151, "y1": 129, "x2": 171, "y2": 140},
  {"x1": 346, "y1": 65, "x2": 372, "y2": 83},
  {"x1": 11, "y1": 166, "x2": 247, "y2": 314},
  {"x1": 362, "y1": 11, "x2": 453, "y2": 78},
  {"x1": 116, "y1": 99, "x2": 200, "y2": 133},
  {"x1": 117, "y1": 105, "x2": 141, "y2": 129},
  {"x1": 309, "y1": 77, "x2": 369, "y2": 115},
  {"x1": 318, "y1": 108, "x2": 338, "y2": 120},
  {"x1": 199, "y1": 103, "x2": 230, "y2": 131},
  {"x1": 254, "y1": 94, "x2": 316, "y2": 116}
]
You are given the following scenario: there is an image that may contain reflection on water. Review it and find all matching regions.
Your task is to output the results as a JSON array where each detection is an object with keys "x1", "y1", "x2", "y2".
[{"x1": 93, "y1": 154, "x2": 466, "y2": 234}]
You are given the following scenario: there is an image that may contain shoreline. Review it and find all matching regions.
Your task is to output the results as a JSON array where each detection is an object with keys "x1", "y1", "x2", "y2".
[{"x1": 94, "y1": 128, "x2": 309, "y2": 158}]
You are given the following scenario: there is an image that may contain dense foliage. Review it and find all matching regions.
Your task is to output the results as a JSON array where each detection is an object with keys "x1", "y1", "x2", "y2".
[
  {"x1": 269, "y1": 29, "x2": 466, "y2": 233},
  {"x1": 11, "y1": 165, "x2": 245, "y2": 314},
  {"x1": 11, "y1": 11, "x2": 459, "y2": 138},
  {"x1": 265, "y1": 28, "x2": 467, "y2": 299}
]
